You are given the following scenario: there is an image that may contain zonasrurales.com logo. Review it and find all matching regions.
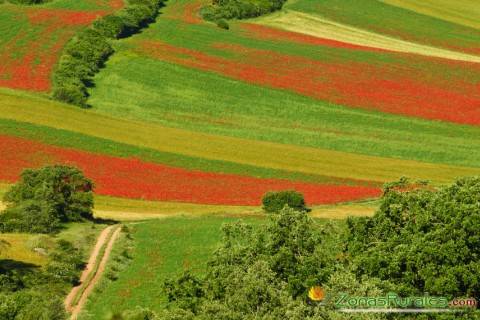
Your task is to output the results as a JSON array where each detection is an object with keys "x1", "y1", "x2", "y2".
[{"x1": 307, "y1": 288, "x2": 477, "y2": 313}]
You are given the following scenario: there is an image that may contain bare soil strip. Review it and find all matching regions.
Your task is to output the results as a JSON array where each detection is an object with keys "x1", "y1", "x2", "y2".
[
  {"x1": 256, "y1": 11, "x2": 480, "y2": 63},
  {"x1": 65, "y1": 225, "x2": 121, "y2": 320}
]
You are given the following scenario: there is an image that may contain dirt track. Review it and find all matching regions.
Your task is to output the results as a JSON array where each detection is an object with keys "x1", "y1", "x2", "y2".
[{"x1": 65, "y1": 225, "x2": 121, "y2": 320}]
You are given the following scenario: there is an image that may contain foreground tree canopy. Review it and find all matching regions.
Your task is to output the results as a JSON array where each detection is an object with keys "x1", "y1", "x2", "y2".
[
  {"x1": 348, "y1": 177, "x2": 480, "y2": 298},
  {"x1": 0, "y1": 165, "x2": 94, "y2": 233}
]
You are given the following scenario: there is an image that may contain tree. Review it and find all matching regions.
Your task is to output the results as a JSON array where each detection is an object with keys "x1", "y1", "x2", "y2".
[
  {"x1": 347, "y1": 177, "x2": 480, "y2": 298},
  {"x1": 262, "y1": 190, "x2": 309, "y2": 213},
  {"x1": 0, "y1": 165, "x2": 94, "y2": 233}
]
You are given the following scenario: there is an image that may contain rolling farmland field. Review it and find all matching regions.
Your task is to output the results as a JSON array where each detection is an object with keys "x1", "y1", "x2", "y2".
[
  {"x1": 1, "y1": 0, "x2": 480, "y2": 318},
  {"x1": 0, "y1": 0, "x2": 123, "y2": 91},
  {"x1": 0, "y1": 0, "x2": 479, "y2": 209}
]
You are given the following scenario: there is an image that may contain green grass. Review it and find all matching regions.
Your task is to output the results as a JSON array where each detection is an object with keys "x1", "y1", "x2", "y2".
[
  {"x1": 0, "y1": 222, "x2": 103, "y2": 267},
  {"x1": 380, "y1": 0, "x2": 480, "y2": 31},
  {"x1": 79, "y1": 216, "x2": 266, "y2": 318},
  {"x1": 288, "y1": 0, "x2": 480, "y2": 53},
  {"x1": 0, "y1": 11, "x2": 25, "y2": 48}
]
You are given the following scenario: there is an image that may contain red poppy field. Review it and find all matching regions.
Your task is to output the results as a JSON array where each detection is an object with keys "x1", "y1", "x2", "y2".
[
  {"x1": 137, "y1": 39, "x2": 480, "y2": 126},
  {"x1": 0, "y1": 134, "x2": 381, "y2": 205},
  {"x1": 0, "y1": 1, "x2": 123, "y2": 92}
]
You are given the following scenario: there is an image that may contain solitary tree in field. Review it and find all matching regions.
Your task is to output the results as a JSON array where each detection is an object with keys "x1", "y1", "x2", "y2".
[
  {"x1": 262, "y1": 190, "x2": 309, "y2": 213},
  {"x1": 0, "y1": 165, "x2": 94, "y2": 233}
]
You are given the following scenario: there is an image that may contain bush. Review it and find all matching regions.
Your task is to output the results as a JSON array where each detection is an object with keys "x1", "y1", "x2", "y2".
[
  {"x1": 46, "y1": 240, "x2": 84, "y2": 284},
  {"x1": 262, "y1": 190, "x2": 308, "y2": 213},
  {"x1": 0, "y1": 201, "x2": 61, "y2": 233},
  {"x1": 216, "y1": 19, "x2": 229, "y2": 29},
  {"x1": 93, "y1": 15, "x2": 125, "y2": 38},
  {"x1": 52, "y1": 29, "x2": 113, "y2": 107}
]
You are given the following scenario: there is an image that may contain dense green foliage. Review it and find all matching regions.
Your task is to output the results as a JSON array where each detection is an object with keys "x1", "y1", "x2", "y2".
[
  {"x1": 140, "y1": 208, "x2": 340, "y2": 319},
  {"x1": 347, "y1": 177, "x2": 480, "y2": 298},
  {"x1": 0, "y1": 239, "x2": 84, "y2": 320},
  {"x1": 262, "y1": 190, "x2": 308, "y2": 213},
  {"x1": 201, "y1": 0, "x2": 287, "y2": 21},
  {"x1": 52, "y1": 0, "x2": 165, "y2": 107},
  {"x1": 120, "y1": 208, "x2": 383, "y2": 320},
  {"x1": 0, "y1": 166, "x2": 94, "y2": 233}
]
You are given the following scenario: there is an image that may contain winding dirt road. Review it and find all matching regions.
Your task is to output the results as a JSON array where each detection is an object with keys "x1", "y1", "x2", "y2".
[{"x1": 65, "y1": 225, "x2": 121, "y2": 320}]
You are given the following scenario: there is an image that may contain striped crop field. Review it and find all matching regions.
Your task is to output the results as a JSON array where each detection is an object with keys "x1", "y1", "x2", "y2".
[
  {"x1": 380, "y1": 0, "x2": 480, "y2": 31},
  {"x1": 0, "y1": 134, "x2": 381, "y2": 205},
  {"x1": 0, "y1": 0, "x2": 123, "y2": 92},
  {"x1": 287, "y1": 0, "x2": 480, "y2": 54},
  {"x1": 1, "y1": 0, "x2": 479, "y2": 211},
  {"x1": 87, "y1": 0, "x2": 480, "y2": 126}
]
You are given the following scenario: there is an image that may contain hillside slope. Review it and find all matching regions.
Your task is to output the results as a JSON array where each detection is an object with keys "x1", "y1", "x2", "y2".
[{"x1": 0, "y1": 0, "x2": 479, "y2": 209}]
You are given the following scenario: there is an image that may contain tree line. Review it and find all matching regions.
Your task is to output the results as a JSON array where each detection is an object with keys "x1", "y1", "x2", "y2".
[{"x1": 52, "y1": 0, "x2": 166, "y2": 107}]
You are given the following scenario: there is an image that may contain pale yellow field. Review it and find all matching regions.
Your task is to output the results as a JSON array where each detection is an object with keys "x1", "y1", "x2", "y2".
[
  {"x1": 381, "y1": 0, "x2": 480, "y2": 30},
  {"x1": 310, "y1": 201, "x2": 378, "y2": 219},
  {"x1": 0, "y1": 233, "x2": 48, "y2": 266},
  {"x1": 255, "y1": 10, "x2": 480, "y2": 63},
  {"x1": 94, "y1": 196, "x2": 260, "y2": 220},
  {"x1": 95, "y1": 196, "x2": 377, "y2": 220},
  {"x1": 1, "y1": 89, "x2": 478, "y2": 184}
]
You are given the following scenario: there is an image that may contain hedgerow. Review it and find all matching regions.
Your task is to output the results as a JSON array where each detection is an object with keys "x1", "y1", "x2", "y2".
[
  {"x1": 52, "y1": 0, "x2": 165, "y2": 107},
  {"x1": 201, "y1": 0, "x2": 287, "y2": 23}
]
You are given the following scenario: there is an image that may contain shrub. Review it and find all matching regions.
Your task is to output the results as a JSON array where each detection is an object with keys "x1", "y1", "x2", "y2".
[
  {"x1": 262, "y1": 190, "x2": 308, "y2": 213},
  {"x1": 0, "y1": 201, "x2": 61, "y2": 233},
  {"x1": 216, "y1": 19, "x2": 229, "y2": 29}
]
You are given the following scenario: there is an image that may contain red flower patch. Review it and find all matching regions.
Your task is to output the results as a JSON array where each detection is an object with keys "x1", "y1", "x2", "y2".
[
  {"x1": 0, "y1": 6, "x2": 120, "y2": 92},
  {"x1": 108, "y1": 0, "x2": 124, "y2": 10},
  {"x1": 0, "y1": 135, "x2": 381, "y2": 205},
  {"x1": 138, "y1": 40, "x2": 480, "y2": 126},
  {"x1": 164, "y1": 0, "x2": 204, "y2": 25},
  {"x1": 183, "y1": 1, "x2": 203, "y2": 24},
  {"x1": 26, "y1": 9, "x2": 104, "y2": 26}
]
